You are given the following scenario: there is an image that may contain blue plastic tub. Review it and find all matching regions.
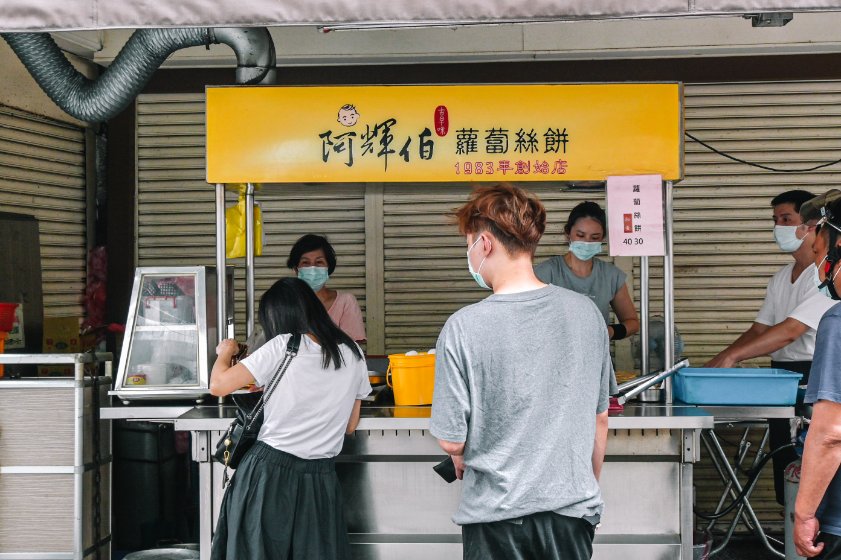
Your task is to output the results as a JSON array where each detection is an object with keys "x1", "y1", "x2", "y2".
[{"x1": 674, "y1": 368, "x2": 803, "y2": 406}]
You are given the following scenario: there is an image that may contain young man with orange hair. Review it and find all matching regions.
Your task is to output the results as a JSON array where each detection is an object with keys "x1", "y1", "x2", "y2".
[{"x1": 430, "y1": 183, "x2": 612, "y2": 560}]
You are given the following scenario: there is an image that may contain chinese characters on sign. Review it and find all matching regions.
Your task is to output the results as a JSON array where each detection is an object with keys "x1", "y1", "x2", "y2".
[
  {"x1": 606, "y1": 175, "x2": 665, "y2": 257},
  {"x1": 319, "y1": 113, "x2": 569, "y2": 176},
  {"x1": 453, "y1": 159, "x2": 567, "y2": 176},
  {"x1": 453, "y1": 127, "x2": 567, "y2": 155},
  {"x1": 320, "y1": 118, "x2": 434, "y2": 170}
]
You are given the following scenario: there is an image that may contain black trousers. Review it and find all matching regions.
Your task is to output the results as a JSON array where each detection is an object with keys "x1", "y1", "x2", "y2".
[
  {"x1": 817, "y1": 532, "x2": 841, "y2": 560},
  {"x1": 769, "y1": 360, "x2": 811, "y2": 506},
  {"x1": 462, "y1": 511, "x2": 595, "y2": 560}
]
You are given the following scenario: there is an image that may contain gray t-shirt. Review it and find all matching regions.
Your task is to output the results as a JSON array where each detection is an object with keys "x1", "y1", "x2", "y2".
[
  {"x1": 430, "y1": 285, "x2": 613, "y2": 525},
  {"x1": 534, "y1": 256, "x2": 627, "y2": 324}
]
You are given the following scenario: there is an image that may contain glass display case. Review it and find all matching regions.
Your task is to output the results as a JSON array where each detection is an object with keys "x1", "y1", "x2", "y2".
[{"x1": 112, "y1": 266, "x2": 226, "y2": 402}]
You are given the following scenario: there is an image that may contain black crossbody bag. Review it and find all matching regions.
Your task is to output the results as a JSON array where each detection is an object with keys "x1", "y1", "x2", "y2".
[{"x1": 214, "y1": 333, "x2": 302, "y2": 470}]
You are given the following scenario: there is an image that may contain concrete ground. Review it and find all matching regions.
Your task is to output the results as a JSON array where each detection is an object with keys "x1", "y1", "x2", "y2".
[{"x1": 709, "y1": 534, "x2": 788, "y2": 560}]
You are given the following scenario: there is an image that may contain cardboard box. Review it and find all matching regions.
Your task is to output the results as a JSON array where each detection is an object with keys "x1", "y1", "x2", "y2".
[{"x1": 39, "y1": 317, "x2": 82, "y2": 377}]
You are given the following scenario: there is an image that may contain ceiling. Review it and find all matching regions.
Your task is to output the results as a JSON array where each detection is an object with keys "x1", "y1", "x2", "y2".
[
  {"x1": 47, "y1": 12, "x2": 841, "y2": 70},
  {"x1": 2, "y1": 0, "x2": 839, "y2": 32}
]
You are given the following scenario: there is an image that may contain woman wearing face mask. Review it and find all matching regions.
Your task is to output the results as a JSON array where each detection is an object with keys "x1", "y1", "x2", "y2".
[
  {"x1": 794, "y1": 196, "x2": 841, "y2": 560},
  {"x1": 288, "y1": 234, "x2": 366, "y2": 343},
  {"x1": 246, "y1": 235, "x2": 365, "y2": 353},
  {"x1": 534, "y1": 201, "x2": 640, "y2": 342}
]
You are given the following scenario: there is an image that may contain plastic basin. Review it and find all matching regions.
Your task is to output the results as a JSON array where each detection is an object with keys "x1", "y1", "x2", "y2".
[{"x1": 674, "y1": 368, "x2": 802, "y2": 406}]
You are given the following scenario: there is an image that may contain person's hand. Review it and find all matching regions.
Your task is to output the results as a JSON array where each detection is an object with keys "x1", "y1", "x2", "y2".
[
  {"x1": 794, "y1": 512, "x2": 824, "y2": 557},
  {"x1": 247, "y1": 384, "x2": 264, "y2": 393},
  {"x1": 215, "y1": 339, "x2": 239, "y2": 358},
  {"x1": 704, "y1": 351, "x2": 736, "y2": 368},
  {"x1": 452, "y1": 454, "x2": 466, "y2": 480}
]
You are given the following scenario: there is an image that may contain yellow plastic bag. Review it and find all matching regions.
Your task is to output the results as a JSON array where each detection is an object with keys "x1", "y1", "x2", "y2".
[{"x1": 225, "y1": 189, "x2": 263, "y2": 259}]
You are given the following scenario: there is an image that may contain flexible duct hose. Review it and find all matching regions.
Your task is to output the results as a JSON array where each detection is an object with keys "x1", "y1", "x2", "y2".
[{"x1": 1, "y1": 28, "x2": 275, "y2": 123}]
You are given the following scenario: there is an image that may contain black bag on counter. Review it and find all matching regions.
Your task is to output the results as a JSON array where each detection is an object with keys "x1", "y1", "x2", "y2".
[{"x1": 214, "y1": 333, "x2": 301, "y2": 470}]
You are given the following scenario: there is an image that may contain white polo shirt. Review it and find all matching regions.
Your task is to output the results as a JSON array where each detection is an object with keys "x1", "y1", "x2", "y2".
[{"x1": 755, "y1": 263, "x2": 836, "y2": 362}]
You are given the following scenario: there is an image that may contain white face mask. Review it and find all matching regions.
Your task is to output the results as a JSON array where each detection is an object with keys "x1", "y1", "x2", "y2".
[
  {"x1": 814, "y1": 256, "x2": 841, "y2": 299},
  {"x1": 773, "y1": 225, "x2": 804, "y2": 253},
  {"x1": 467, "y1": 236, "x2": 491, "y2": 290}
]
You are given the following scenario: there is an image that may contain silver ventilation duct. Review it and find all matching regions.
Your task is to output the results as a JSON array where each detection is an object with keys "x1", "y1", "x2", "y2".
[{"x1": 1, "y1": 27, "x2": 276, "y2": 123}]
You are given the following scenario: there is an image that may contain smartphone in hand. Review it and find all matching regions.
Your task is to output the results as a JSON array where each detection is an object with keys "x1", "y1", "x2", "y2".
[
  {"x1": 433, "y1": 456, "x2": 458, "y2": 483},
  {"x1": 231, "y1": 343, "x2": 248, "y2": 366}
]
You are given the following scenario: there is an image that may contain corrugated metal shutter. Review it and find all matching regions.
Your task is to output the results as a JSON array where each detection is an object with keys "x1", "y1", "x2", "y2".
[
  {"x1": 637, "y1": 80, "x2": 841, "y2": 367},
  {"x1": 635, "y1": 80, "x2": 841, "y2": 531},
  {"x1": 382, "y1": 183, "x2": 626, "y2": 353},
  {"x1": 135, "y1": 94, "x2": 366, "y2": 338},
  {"x1": 0, "y1": 105, "x2": 87, "y2": 317}
]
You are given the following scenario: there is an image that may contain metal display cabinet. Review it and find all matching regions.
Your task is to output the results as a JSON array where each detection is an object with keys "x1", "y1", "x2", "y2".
[
  {"x1": 112, "y1": 266, "x2": 222, "y2": 403},
  {"x1": 0, "y1": 352, "x2": 112, "y2": 560}
]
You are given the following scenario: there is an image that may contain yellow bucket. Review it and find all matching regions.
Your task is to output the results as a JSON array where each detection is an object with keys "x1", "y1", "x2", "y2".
[{"x1": 386, "y1": 352, "x2": 436, "y2": 406}]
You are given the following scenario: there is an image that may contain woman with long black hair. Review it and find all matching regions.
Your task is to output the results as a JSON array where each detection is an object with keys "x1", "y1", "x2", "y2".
[{"x1": 209, "y1": 277, "x2": 371, "y2": 560}]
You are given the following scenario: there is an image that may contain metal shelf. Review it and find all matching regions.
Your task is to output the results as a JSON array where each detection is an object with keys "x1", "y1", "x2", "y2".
[{"x1": 134, "y1": 324, "x2": 197, "y2": 332}]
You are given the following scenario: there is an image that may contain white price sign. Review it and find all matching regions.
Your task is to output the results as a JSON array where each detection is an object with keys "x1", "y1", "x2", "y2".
[{"x1": 606, "y1": 175, "x2": 665, "y2": 257}]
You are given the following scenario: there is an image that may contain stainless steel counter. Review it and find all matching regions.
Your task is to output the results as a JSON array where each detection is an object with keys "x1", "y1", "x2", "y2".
[
  {"x1": 104, "y1": 402, "x2": 706, "y2": 560},
  {"x1": 696, "y1": 405, "x2": 794, "y2": 421},
  {"x1": 164, "y1": 402, "x2": 714, "y2": 432},
  {"x1": 101, "y1": 405, "x2": 194, "y2": 422},
  {"x1": 100, "y1": 400, "x2": 778, "y2": 430},
  {"x1": 102, "y1": 399, "x2": 816, "y2": 560}
]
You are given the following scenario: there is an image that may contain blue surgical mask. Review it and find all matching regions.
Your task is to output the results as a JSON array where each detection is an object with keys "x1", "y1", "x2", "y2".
[
  {"x1": 297, "y1": 267, "x2": 329, "y2": 291},
  {"x1": 467, "y1": 237, "x2": 491, "y2": 290},
  {"x1": 569, "y1": 241, "x2": 602, "y2": 261},
  {"x1": 773, "y1": 225, "x2": 804, "y2": 253}
]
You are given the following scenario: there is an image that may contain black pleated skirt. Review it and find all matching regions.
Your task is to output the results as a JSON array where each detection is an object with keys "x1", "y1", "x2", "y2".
[{"x1": 210, "y1": 441, "x2": 351, "y2": 560}]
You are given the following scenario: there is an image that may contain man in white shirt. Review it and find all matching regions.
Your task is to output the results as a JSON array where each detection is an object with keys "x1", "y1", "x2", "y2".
[{"x1": 706, "y1": 189, "x2": 836, "y2": 504}]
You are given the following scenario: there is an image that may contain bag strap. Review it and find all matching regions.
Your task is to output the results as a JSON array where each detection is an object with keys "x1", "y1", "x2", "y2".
[
  {"x1": 244, "y1": 333, "x2": 302, "y2": 430},
  {"x1": 261, "y1": 333, "x2": 301, "y2": 402}
]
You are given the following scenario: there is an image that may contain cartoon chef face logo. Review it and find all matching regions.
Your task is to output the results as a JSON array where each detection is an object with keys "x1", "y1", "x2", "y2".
[{"x1": 337, "y1": 104, "x2": 360, "y2": 127}]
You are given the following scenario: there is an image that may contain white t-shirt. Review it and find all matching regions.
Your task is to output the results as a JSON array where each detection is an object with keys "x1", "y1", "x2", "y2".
[
  {"x1": 755, "y1": 262, "x2": 836, "y2": 362},
  {"x1": 240, "y1": 333, "x2": 371, "y2": 459}
]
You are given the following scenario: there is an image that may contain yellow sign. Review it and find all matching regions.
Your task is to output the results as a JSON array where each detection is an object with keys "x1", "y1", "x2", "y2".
[{"x1": 206, "y1": 84, "x2": 683, "y2": 183}]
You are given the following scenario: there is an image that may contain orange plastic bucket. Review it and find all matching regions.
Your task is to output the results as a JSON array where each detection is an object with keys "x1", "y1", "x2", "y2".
[{"x1": 386, "y1": 352, "x2": 436, "y2": 406}]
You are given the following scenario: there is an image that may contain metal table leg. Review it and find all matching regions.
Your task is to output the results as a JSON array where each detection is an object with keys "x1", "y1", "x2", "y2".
[
  {"x1": 703, "y1": 427, "x2": 783, "y2": 559},
  {"x1": 192, "y1": 431, "x2": 214, "y2": 560},
  {"x1": 704, "y1": 428, "x2": 759, "y2": 535},
  {"x1": 703, "y1": 430, "x2": 758, "y2": 554}
]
